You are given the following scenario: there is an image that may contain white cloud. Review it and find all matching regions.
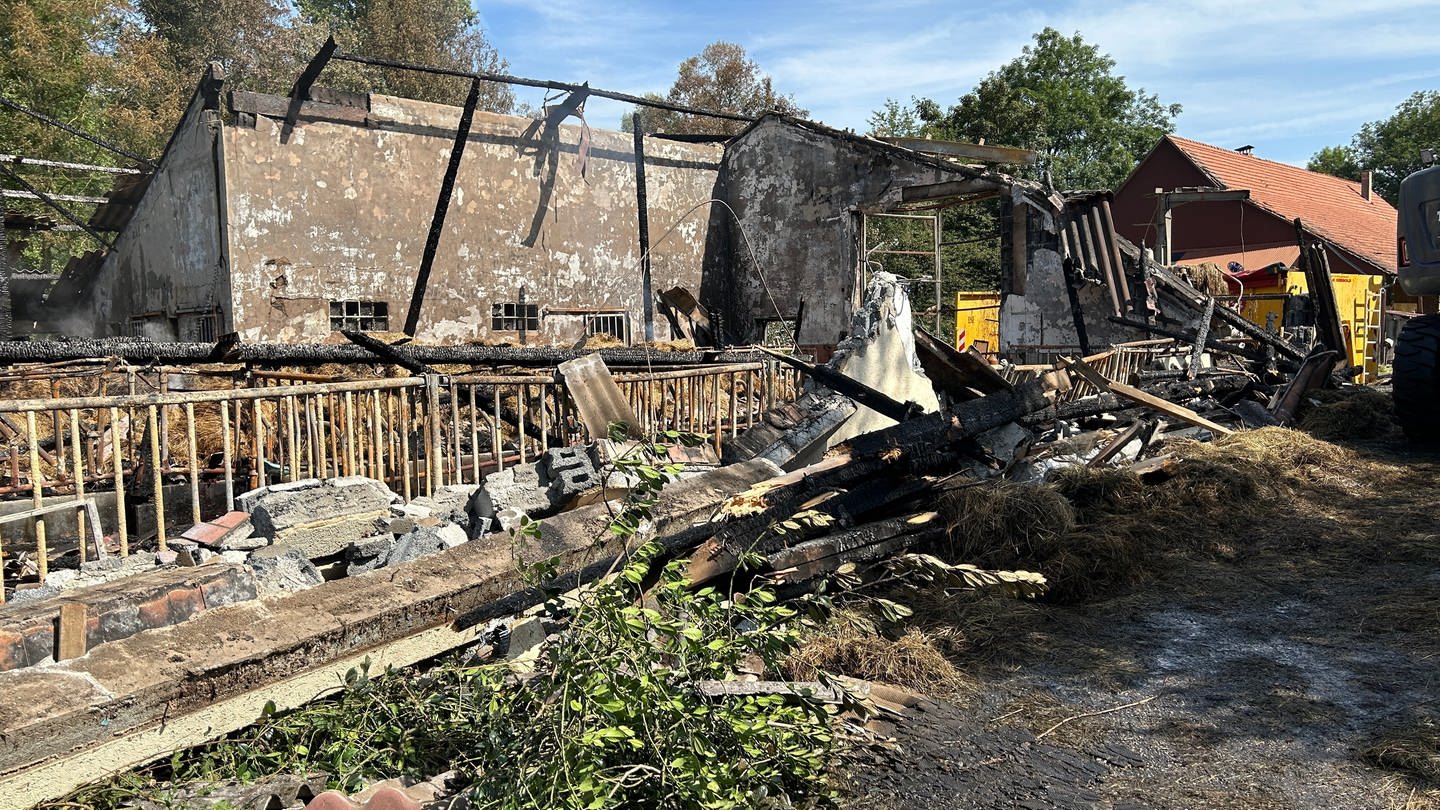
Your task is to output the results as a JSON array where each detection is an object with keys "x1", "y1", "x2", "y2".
[{"x1": 477, "y1": 0, "x2": 1440, "y2": 162}]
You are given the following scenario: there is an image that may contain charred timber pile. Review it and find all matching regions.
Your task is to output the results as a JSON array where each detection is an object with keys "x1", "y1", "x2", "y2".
[{"x1": 0, "y1": 339, "x2": 769, "y2": 369}]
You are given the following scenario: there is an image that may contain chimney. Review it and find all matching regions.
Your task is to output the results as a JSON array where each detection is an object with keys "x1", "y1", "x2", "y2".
[{"x1": 1361, "y1": 170, "x2": 1373, "y2": 201}]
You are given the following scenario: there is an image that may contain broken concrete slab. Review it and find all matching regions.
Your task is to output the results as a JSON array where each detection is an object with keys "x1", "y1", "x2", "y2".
[
  {"x1": 825, "y1": 271, "x2": 942, "y2": 447},
  {"x1": 250, "y1": 477, "x2": 397, "y2": 538},
  {"x1": 248, "y1": 546, "x2": 324, "y2": 597},
  {"x1": 248, "y1": 477, "x2": 399, "y2": 559}
]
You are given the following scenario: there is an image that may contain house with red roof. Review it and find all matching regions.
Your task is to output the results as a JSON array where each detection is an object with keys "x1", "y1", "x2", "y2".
[{"x1": 1110, "y1": 135, "x2": 1397, "y2": 278}]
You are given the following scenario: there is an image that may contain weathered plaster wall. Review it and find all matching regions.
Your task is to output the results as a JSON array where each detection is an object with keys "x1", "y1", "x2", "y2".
[
  {"x1": 715, "y1": 117, "x2": 968, "y2": 346},
  {"x1": 91, "y1": 90, "x2": 229, "y2": 339},
  {"x1": 999, "y1": 200, "x2": 1149, "y2": 358},
  {"x1": 222, "y1": 94, "x2": 723, "y2": 344}
]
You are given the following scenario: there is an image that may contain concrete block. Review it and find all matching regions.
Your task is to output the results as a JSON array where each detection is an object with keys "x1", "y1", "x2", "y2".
[
  {"x1": 344, "y1": 534, "x2": 396, "y2": 577},
  {"x1": 379, "y1": 527, "x2": 447, "y2": 568},
  {"x1": 249, "y1": 546, "x2": 324, "y2": 597},
  {"x1": 436, "y1": 524, "x2": 468, "y2": 548},
  {"x1": 386, "y1": 517, "x2": 417, "y2": 536},
  {"x1": 250, "y1": 477, "x2": 396, "y2": 538},
  {"x1": 221, "y1": 550, "x2": 249, "y2": 565},
  {"x1": 472, "y1": 462, "x2": 548, "y2": 520},
  {"x1": 495, "y1": 506, "x2": 527, "y2": 532},
  {"x1": 220, "y1": 534, "x2": 268, "y2": 552},
  {"x1": 273, "y1": 511, "x2": 390, "y2": 559}
]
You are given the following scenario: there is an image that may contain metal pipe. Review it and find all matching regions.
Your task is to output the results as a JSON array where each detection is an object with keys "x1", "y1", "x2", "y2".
[{"x1": 331, "y1": 51, "x2": 754, "y2": 125}]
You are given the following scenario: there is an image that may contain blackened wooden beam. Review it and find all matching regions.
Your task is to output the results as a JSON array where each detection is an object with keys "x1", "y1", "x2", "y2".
[
  {"x1": 341, "y1": 329, "x2": 435, "y2": 375},
  {"x1": 404, "y1": 76, "x2": 483, "y2": 337},
  {"x1": 281, "y1": 35, "x2": 336, "y2": 145},
  {"x1": 633, "y1": 116, "x2": 654, "y2": 342},
  {"x1": 1061, "y1": 257, "x2": 1094, "y2": 356},
  {"x1": 756, "y1": 346, "x2": 921, "y2": 424}
]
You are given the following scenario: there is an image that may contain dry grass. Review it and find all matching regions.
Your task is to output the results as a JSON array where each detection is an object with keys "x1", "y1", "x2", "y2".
[
  {"x1": 1300, "y1": 386, "x2": 1396, "y2": 442},
  {"x1": 1365, "y1": 716, "x2": 1440, "y2": 785},
  {"x1": 784, "y1": 619, "x2": 971, "y2": 695}
]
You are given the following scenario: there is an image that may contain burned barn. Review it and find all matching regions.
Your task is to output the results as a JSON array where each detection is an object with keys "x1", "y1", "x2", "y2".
[{"x1": 29, "y1": 55, "x2": 1058, "y2": 355}]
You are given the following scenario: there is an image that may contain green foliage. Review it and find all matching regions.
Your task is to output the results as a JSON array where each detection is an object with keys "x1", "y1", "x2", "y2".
[
  {"x1": 866, "y1": 98, "x2": 922, "y2": 138},
  {"x1": 298, "y1": 0, "x2": 515, "y2": 110},
  {"x1": 1306, "y1": 144, "x2": 1362, "y2": 182},
  {"x1": 622, "y1": 41, "x2": 806, "y2": 135},
  {"x1": 903, "y1": 28, "x2": 1180, "y2": 191},
  {"x1": 61, "y1": 436, "x2": 835, "y2": 810},
  {"x1": 1321, "y1": 90, "x2": 1440, "y2": 204}
]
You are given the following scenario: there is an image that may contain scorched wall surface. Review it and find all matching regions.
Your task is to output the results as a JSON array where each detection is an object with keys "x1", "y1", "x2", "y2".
[{"x1": 221, "y1": 94, "x2": 723, "y2": 344}]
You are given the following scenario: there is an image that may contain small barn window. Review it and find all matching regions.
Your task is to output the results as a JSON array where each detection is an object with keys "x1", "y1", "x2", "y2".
[
  {"x1": 492, "y1": 302, "x2": 540, "y2": 331},
  {"x1": 330, "y1": 300, "x2": 389, "y2": 332},
  {"x1": 585, "y1": 312, "x2": 628, "y2": 343}
]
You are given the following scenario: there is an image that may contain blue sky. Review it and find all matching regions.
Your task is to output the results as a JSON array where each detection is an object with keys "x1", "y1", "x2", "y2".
[{"x1": 476, "y1": 0, "x2": 1437, "y2": 168}]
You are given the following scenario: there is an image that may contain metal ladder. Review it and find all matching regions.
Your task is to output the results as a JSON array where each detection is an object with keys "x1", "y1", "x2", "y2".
[{"x1": 1361, "y1": 287, "x2": 1383, "y2": 382}]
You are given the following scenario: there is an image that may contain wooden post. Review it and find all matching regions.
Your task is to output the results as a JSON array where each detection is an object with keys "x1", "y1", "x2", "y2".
[
  {"x1": 25, "y1": 411, "x2": 47, "y2": 580},
  {"x1": 110, "y1": 406, "x2": 128, "y2": 556},
  {"x1": 148, "y1": 404, "x2": 166, "y2": 550},
  {"x1": 69, "y1": 410, "x2": 87, "y2": 563},
  {"x1": 57, "y1": 602, "x2": 87, "y2": 660}
]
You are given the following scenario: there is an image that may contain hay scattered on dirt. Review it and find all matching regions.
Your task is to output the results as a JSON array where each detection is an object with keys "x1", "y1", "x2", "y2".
[
  {"x1": 1364, "y1": 716, "x2": 1440, "y2": 785},
  {"x1": 785, "y1": 621, "x2": 969, "y2": 694},
  {"x1": 1300, "y1": 386, "x2": 1396, "y2": 441}
]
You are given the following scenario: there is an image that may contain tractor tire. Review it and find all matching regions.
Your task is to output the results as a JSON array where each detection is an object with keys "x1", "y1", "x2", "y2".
[{"x1": 1392, "y1": 313, "x2": 1440, "y2": 443}]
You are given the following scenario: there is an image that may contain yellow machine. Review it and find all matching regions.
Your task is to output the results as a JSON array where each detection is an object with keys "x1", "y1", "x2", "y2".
[{"x1": 1229, "y1": 269, "x2": 1383, "y2": 382}]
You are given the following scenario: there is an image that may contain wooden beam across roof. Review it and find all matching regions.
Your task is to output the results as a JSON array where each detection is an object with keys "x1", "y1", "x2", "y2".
[{"x1": 881, "y1": 136, "x2": 1038, "y2": 166}]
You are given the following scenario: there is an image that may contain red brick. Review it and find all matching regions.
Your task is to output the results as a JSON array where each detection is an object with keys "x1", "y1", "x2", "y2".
[
  {"x1": 137, "y1": 596, "x2": 170, "y2": 629},
  {"x1": 181, "y1": 522, "x2": 229, "y2": 547},
  {"x1": 166, "y1": 587, "x2": 206, "y2": 624},
  {"x1": 20, "y1": 621, "x2": 53, "y2": 665},
  {"x1": 212, "y1": 510, "x2": 250, "y2": 530},
  {"x1": 0, "y1": 629, "x2": 27, "y2": 672}
]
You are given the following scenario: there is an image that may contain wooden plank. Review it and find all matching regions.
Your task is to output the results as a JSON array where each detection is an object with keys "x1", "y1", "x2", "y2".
[
  {"x1": 57, "y1": 603, "x2": 87, "y2": 660},
  {"x1": 1087, "y1": 420, "x2": 1148, "y2": 467},
  {"x1": 229, "y1": 89, "x2": 367, "y2": 124},
  {"x1": 1063, "y1": 358, "x2": 1234, "y2": 435},
  {"x1": 880, "y1": 136, "x2": 1038, "y2": 166},
  {"x1": 913, "y1": 326, "x2": 1011, "y2": 401}
]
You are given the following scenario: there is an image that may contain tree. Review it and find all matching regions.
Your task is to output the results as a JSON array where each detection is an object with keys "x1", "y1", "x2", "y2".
[
  {"x1": 866, "y1": 98, "x2": 922, "y2": 138},
  {"x1": 1317, "y1": 91, "x2": 1440, "y2": 204},
  {"x1": 623, "y1": 41, "x2": 806, "y2": 135},
  {"x1": 299, "y1": 0, "x2": 514, "y2": 111},
  {"x1": 136, "y1": 0, "x2": 302, "y2": 91},
  {"x1": 911, "y1": 28, "x2": 1180, "y2": 190},
  {"x1": 1306, "y1": 145, "x2": 1361, "y2": 182}
]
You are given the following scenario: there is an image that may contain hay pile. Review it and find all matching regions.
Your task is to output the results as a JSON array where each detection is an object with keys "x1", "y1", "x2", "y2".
[
  {"x1": 1299, "y1": 386, "x2": 1396, "y2": 441},
  {"x1": 924, "y1": 427, "x2": 1392, "y2": 605},
  {"x1": 784, "y1": 620, "x2": 967, "y2": 694}
]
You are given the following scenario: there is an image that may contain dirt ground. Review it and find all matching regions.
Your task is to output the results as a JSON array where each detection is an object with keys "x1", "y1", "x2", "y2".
[{"x1": 831, "y1": 397, "x2": 1440, "y2": 809}]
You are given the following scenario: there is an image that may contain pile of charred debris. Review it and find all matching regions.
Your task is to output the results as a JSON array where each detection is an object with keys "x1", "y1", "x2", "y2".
[{"x1": 0, "y1": 256, "x2": 1387, "y2": 808}]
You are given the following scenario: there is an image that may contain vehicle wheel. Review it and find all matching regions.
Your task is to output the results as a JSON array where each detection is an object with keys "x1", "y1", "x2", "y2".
[{"x1": 1392, "y1": 313, "x2": 1440, "y2": 442}]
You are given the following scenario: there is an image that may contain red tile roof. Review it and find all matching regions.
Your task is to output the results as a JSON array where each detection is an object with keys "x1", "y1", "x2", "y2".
[{"x1": 1164, "y1": 135, "x2": 1397, "y2": 273}]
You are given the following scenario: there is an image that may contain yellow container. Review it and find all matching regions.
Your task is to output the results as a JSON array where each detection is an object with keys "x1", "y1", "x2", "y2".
[{"x1": 955, "y1": 291, "x2": 1001, "y2": 353}]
